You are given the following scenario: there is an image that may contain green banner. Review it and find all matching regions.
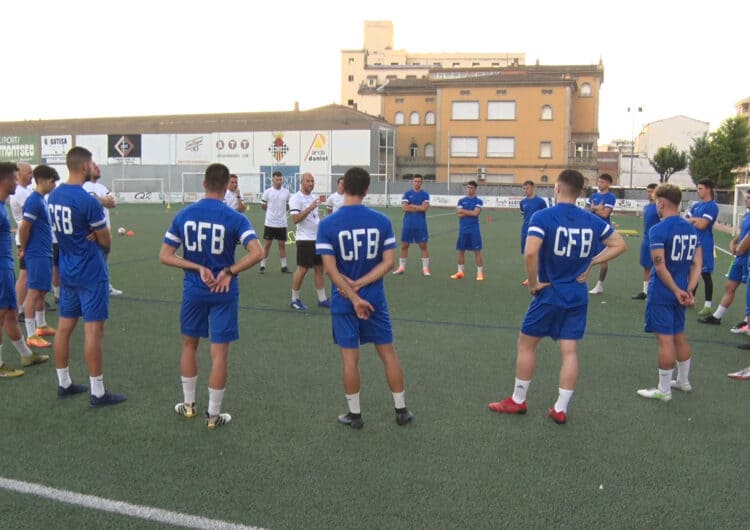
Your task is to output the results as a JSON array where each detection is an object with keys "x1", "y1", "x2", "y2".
[{"x1": 0, "y1": 135, "x2": 39, "y2": 163}]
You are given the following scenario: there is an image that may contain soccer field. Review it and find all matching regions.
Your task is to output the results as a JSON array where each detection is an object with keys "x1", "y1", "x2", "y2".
[{"x1": 1, "y1": 202, "x2": 748, "y2": 529}]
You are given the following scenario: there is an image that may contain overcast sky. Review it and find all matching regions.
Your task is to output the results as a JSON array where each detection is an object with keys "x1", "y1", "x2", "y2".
[{"x1": 4, "y1": 0, "x2": 746, "y2": 144}]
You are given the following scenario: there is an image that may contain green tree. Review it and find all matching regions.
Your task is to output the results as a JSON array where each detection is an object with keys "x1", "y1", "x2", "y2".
[
  {"x1": 688, "y1": 116, "x2": 750, "y2": 188},
  {"x1": 649, "y1": 144, "x2": 687, "y2": 182},
  {"x1": 688, "y1": 133, "x2": 714, "y2": 184}
]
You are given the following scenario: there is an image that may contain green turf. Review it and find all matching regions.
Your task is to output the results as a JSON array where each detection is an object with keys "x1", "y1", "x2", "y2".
[{"x1": 1, "y1": 203, "x2": 748, "y2": 529}]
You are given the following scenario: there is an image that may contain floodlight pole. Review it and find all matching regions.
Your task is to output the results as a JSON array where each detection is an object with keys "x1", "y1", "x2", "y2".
[{"x1": 628, "y1": 106, "x2": 642, "y2": 189}]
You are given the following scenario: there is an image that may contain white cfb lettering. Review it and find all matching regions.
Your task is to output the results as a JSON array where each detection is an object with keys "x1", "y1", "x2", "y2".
[
  {"x1": 49, "y1": 204, "x2": 73, "y2": 235},
  {"x1": 553, "y1": 227, "x2": 593, "y2": 257},
  {"x1": 338, "y1": 228, "x2": 380, "y2": 260},
  {"x1": 183, "y1": 221, "x2": 225, "y2": 254},
  {"x1": 670, "y1": 234, "x2": 698, "y2": 261}
]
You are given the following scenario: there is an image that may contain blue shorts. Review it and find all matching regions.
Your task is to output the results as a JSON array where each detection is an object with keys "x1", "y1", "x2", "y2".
[
  {"x1": 25, "y1": 256, "x2": 53, "y2": 291},
  {"x1": 639, "y1": 241, "x2": 653, "y2": 269},
  {"x1": 702, "y1": 246, "x2": 714, "y2": 273},
  {"x1": 181, "y1": 291, "x2": 239, "y2": 343},
  {"x1": 521, "y1": 300, "x2": 587, "y2": 340},
  {"x1": 645, "y1": 302, "x2": 686, "y2": 335},
  {"x1": 60, "y1": 280, "x2": 109, "y2": 322},
  {"x1": 401, "y1": 226, "x2": 429, "y2": 244},
  {"x1": 332, "y1": 307, "x2": 393, "y2": 348},
  {"x1": 520, "y1": 229, "x2": 528, "y2": 254},
  {"x1": 457, "y1": 230, "x2": 482, "y2": 251},
  {"x1": 727, "y1": 256, "x2": 748, "y2": 283},
  {"x1": 0, "y1": 269, "x2": 17, "y2": 310}
]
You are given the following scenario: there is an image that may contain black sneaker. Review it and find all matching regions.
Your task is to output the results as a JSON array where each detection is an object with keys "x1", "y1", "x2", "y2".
[
  {"x1": 259, "y1": 265, "x2": 265, "y2": 274},
  {"x1": 281, "y1": 266, "x2": 291, "y2": 274},
  {"x1": 337, "y1": 412, "x2": 364, "y2": 429},
  {"x1": 698, "y1": 315, "x2": 721, "y2": 325},
  {"x1": 90, "y1": 391, "x2": 127, "y2": 407},
  {"x1": 395, "y1": 408, "x2": 414, "y2": 426},
  {"x1": 58, "y1": 383, "x2": 88, "y2": 398},
  {"x1": 631, "y1": 292, "x2": 647, "y2": 300}
]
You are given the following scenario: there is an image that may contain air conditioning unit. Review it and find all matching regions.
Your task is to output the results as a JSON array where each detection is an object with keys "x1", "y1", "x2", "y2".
[{"x1": 477, "y1": 167, "x2": 486, "y2": 180}]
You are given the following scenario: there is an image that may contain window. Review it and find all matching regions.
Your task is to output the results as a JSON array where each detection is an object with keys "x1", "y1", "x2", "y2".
[
  {"x1": 424, "y1": 143, "x2": 435, "y2": 158},
  {"x1": 541, "y1": 175, "x2": 549, "y2": 183},
  {"x1": 450, "y1": 137, "x2": 479, "y2": 157},
  {"x1": 395, "y1": 98, "x2": 404, "y2": 103},
  {"x1": 487, "y1": 137, "x2": 515, "y2": 158},
  {"x1": 542, "y1": 89, "x2": 553, "y2": 95},
  {"x1": 459, "y1": 90, "x2": 471, "y2": 96},
  {"x1": 580, "y1": 83, "x2": 592, "y2": 97},
  {"x1": 394, "y1": 112, "x2": 404, "y2": 125},
  {"x1": 452, "y1": 62, "x2": 460, "y2": 67},
  {"x1": 541, "y1": 105, "x2": 553, "y2": 120},
  {"x1": 409, "y1": 142, "x2": 419, "y2": 158},
  {"x1": 425, "y1": 97, "x2": 435, "y2": 103},
  {"x1": 347, "y1": 75, "x2": 354, "y2": 82},
  {"x1": 348, "y1": 57, "x2": 355, "y2": 64},
  {"x1": 425, "y1": 111, "x2": 435, "y2": 125},
  {"x1": 496, "y1": 89, "x2": 507, "y2": 95},
  {"x1": 409, "y1": 112, "x2": 420, "y2": 125},
  {"x1": 488, "y1": 101, "x2": 516, "y2": 120},
  {"x1": 451, "y1": 101, "x2": 479, "y2": 120},
  {"x1": 472, "y1": 62, "x2": 480, "y2": 66},
  {"x1": 347, "y1": 99, "x2": 354, "y2": 106},
  {"x1": 368, "y1": 78, "x2": 376, "y2": 86},
  {"x1": 539, "y1": 142, "x2": 552, "y2": 158},
  {"x1": 574, "y1": 142, "x2": 594, "y2": 158}
]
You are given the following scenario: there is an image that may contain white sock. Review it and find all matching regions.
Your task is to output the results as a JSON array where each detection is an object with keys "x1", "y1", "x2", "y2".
[
  {"x1": 704, "y1": 301, "x2": 712, "y2": 309},
  {"x1": 714, "y1": 305, "x2": 727, "y2": 319},
  {"x1": 457, "y1": 264, "x2": 464, "y2": 273},
  {"x1": 56, "y1": 367, "x2": 72, "y2": 388},
  {"x1": 0, "y1": 344, "x2": 4, "y2": 364},
  {"x1": 36, "y1": 310, "x2": 47, "y2": 328},
  {"x1": 596, "y1": 280, "x2": 604, "y2": 289},
  {"x1": 260, "y1": 258, "x2": 267, "y2": 268},
  {"x1": 208, "y1": 387, "x2": 225, "y2": 417},
  {"x1": 281, "y1": 257, "x2": 287, "y2": 267},
  {"x1": 346, "y1": 392, "x2": 361, "y2": 414},
  {"x1": 181, "y1": 375, "x2": 197, "y2": 404},
  {"x1": 316, "y1": 288, "x2": 327, "y2": 302},
  {"x1": 24, "y1": 318, "x2": 36, "y2": 338},
  {"x1": 642, "y1": 281, "x2": 648, "y2": 294},
  {"x1": 477, "y1": 266, "x2": 483, "y2": 273},
  {"x1": 291, "y1": 289, "x2": 300, "y2": 302},
  {"x1": 90, "y1": 374, "x2": 105, "y2": 398},
  {"x1": 392, "y1": 390, "x2": 406, "y2": 409},
  {"x1": 658, "y1": 368, "x2": 673, "y2": 393},
  {"x1": 421, "y1": 258, "x2": 430, "y2": 269},
  {"x1": 12, "y1": 338, "x2": 32, "y2": 357},
  {"x1": 512, "y1": 378, "x2": 531, "y2": 404},
  {"x1": 676, "y1": 359, "x2": 691, "y2": 385},
  {"x1": 399, "y1": 258, "x2": 407, "y2": 269},
  {"x1": 554, "y1": 388, "x2": 574, "y2": 413},
  {"x1": 53, "y1": 285, "x2": 60, "y2": 298}
]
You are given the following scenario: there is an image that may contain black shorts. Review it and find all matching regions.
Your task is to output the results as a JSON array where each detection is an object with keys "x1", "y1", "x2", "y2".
[
  {"x1": 53, "y1": 243, "x2": 59, "y2": 267},
  {"x1": 263, "y1": 226, "x2": 287, "y2": 241},
  {"x1": 296, "y1": 240, "x2": 322, "y2": 268},
  {"x1": 16, "y1": 245, "x2": 25, "y2": 270}
]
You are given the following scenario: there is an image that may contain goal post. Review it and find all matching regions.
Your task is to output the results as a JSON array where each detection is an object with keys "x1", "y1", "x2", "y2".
[{"x1": 732, "y1": 184, "x2": 750, "y2": 236}]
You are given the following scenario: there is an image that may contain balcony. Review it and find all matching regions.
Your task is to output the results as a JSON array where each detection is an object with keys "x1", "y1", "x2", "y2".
[
  {"x1": 567, "y1": 156, "x2": 597, "y2": 169},
  {"x1": 397, "y1": 156, "x2": 436, "y2": 167}
]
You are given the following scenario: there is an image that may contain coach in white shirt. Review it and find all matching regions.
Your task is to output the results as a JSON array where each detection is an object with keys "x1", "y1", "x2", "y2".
[
  {"x1": 10, "y1": 162, "x2": 33, "y2": 319},
  {"x1": 259, "y1": 171, "x2": 291, "y2": 273},
  {"x1": 224, "y1": 174, "x2": 246, "y2": 213}
]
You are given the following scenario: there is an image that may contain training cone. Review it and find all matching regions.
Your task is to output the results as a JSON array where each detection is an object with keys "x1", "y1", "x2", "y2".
[
  {"x1": 127, "y1": 230, "x2": 135, "y2": 237},
  {"x1": 487, "y1": 215, "x2": 492, "y2": 223}
]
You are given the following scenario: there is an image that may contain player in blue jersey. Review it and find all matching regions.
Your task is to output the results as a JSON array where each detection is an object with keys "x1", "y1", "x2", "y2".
[
  {"x1": 587, "y1": 173, "x2": 617, "y2": 294},
  {"x1": 519, "y1": 180, "x2": 547, "y2": 285},
  {"x1": 632, "y1": 183, "x2": 659, "y2": 300},
  {"x1": 316, "y1": 167, "x2": 413, "y2": 429},
  {"x1": 0, "y1": 163, "x2": 49, "y2": 378},
  {"x1": 18, "y1": 165, "x2": 59, "y2": 349},
  {"x1": 49, "y1": 146, "x2": 125, "y2": 407},
  {"x1": 637, "y1": 184, "x2": 701, "y2": 401},
  {"x1": 393, "y1": 174, "x2": 431, "y2": 276},
  {"x1": 161, "y1": 163, "x2": 263, "y2": 429},
  {"x1": 450, "y1": 180, "x2": 484, "y2": 281},
  {"x1": 489, "y1": 169, "x2": 626, "y2": 424},
  {"x1": 698, "y1": 188, "x2": 750, "y2": 328},
  {"x1": 686, "y1": 178, "x2": 719, "y2": 316}
]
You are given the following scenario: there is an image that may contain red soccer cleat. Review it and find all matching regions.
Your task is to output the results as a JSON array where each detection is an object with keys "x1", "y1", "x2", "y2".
[
  {"x1": 547, "y1": 407, "x2": 567, "y2": 424},
  {"x1": 488, "y1": 396, "x2": 527, "y2": 414}
]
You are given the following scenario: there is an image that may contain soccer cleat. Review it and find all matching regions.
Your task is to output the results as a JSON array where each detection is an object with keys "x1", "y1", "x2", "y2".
[
  {"x1": 728, "y1": 366, "x2": 750, "y2": 380},
  {"x1": 45, "y1": 300, "x2": 56, "y2": 312},
  {"x1": 670, "y1": 380, "x2": 692, "y2": 392},
  {"x1": 392, "y1": 267, "x2": 405, "y2": 275},
  {"x1": 57, "y1": 383, "x2": 88, "y2": 398},
  {"x1": 422, "y1": 268, "x2": 431, "y2": 277},
  {"x1": 697, "y1": 306, "x2": 712, "y2": 317},
  {"x1": 636, "y1": 388, "x2": 672, "y2": 401},
  {"x1": 17, "y1": 312, "x2": 24, "y2": 323},
  {"x1": 109, "y1": 286, "x2": 123, "y2": 296},
  {"x1": 488, "y1": 396, "x2": 527, "y2": 415},
  {"x1": 631, "y1": 292, "x2": 647, "y2": 300},
  {"x1": 698, "y1": 315, "x2": 721, "y2": 325},
  {"x1": 290, "y1": 299, "x2": 307, "y2": 311},
  {"x1": 207, "y1": 412, "x2": 232, "y2": 429},
  {"x1": 259, "y1": 265, "x2": 265, "y2": 274},
  {"x1": 281, "y1": 266, "x2": 291, "y2": 274},
  {"x1": 26, "y1": 335, "x2": 51, "y2": 349},
  {"x1": 547, "y1": 407, "x2": 567, "y2": 425},
  {"x1": 21, "y1": 353, "x2": 49, "y2": 367},
  {"x1": 337, "y1": 412, "x2": 364, "y2": 429},
  {"x1": 395, "y1": 408, "x2": 414, "y2": 426},
  {"x1": 318, "y1": 299, "x2": 332, "y2": 308},
  {"x1": 521, "y1": 279, "x2": 529, "y2": 286},
  {"x1": 476, "y1": 272, "x2": 484, "y2": 281},
  {"x1": 36, "y1": 325, "x2": 56, "y2": 337},
  {"x1": 174, "y1": 402, "x2": 197, "y2": 418},
  {"x1": 450, "y1": 271, "x2": 464, "y2": 280},
  {"x1": 0, "y1": 363, "x2": 24, "y2": 378},
  {"x1": 90, "y1": 391, "x2": 127, "y2": 407},
  {"x1": 589, "y1": 285, "x2": 604, "y2": 295},
  {"x1": 730, "y1": 321, "x2": 748, "y2": 334}
]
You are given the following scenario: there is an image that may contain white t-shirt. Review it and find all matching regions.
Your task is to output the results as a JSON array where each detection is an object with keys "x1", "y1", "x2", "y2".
[
  {"x1": 326, "y1": 192, "x2": 344, "y2": 213},
  {"x1": 261, "y1": 187, "x2": 290, "y2": 228},
  {"x1": 83, "y1": 180, "x2": 112, "y2": 227},
  {"x1": 224, "y1": 189, "x2": 241, "y2": 210},
  {"x1": 10, "y1": 184, "x2": 31, "y2": 245},
  {"x1": 288, "y1": 191, "x2": 319, "y2": 241}
]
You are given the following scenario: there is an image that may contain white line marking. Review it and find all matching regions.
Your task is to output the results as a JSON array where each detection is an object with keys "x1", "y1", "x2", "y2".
[
  {"x1": 0, "y1": 477, "x2": 265, "y2": 530},
  {"x1": 715, "y1": 245, "x2": 733, "y2": 257}
]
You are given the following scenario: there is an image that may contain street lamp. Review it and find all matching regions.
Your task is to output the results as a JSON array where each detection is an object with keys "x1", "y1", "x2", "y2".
[{"x1": 628, "y1": 106, "x2": 642, "y2": 189}]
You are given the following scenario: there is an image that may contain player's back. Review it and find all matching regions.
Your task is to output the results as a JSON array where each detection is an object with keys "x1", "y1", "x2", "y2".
[
  {"x1": 23, "y1": 192, "x2": 53, "y2": 258},
  {"x1": 648, "y1": 216, "x2": 699, "y2": 303}
]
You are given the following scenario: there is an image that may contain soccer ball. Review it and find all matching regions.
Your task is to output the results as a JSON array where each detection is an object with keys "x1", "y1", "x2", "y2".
[{"x1": 117, "y1": 227, "x2": 126, "y2": 236}]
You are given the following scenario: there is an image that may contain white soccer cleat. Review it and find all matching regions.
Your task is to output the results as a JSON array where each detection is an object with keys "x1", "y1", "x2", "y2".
[
  {"x1": 109, "y1": 286, "x2": 123, "y2": 296},
  {"x1": 670, "y1": 380, "x2": 692, "y2": 393},
  {"x1": 728, "y1": 366, "x2": 750, "y2": 380},
  {"x1": 589, "y1": 285, "x2": 604, "y2": 295},
  {"x1": 636, "y1": 388, "x2": 672, "y2": 401}
]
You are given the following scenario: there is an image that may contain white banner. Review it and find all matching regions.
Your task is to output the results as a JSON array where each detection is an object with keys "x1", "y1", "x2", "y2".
[
  {"x1": 41, "y1": 135, "x2": 72, "y2": 165},
  {"x1": 213, "y1": 132, "x2": 253, "y2": 171},
  {"x1": 253, "y1": 131, "x2": 300, "y2": 167},
  {"x1": 74, "y1": 135, "x2": 108, "y2": 165},
  {"x1": 174, "y1": 134, "x2": 213, "y2": 165}
]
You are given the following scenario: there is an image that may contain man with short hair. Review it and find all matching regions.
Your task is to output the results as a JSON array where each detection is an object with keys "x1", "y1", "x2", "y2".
[
  {"x1": 316, "y1": 167, "x2": 413, "y2": 429},
  {"x1": 10, "y1": 162, "x2": 33, "y2": 321},
  {"x1": 686, "y1": 178, "x2": 718, "y2": 316},
  {"x1": 489, "y1": 169, "x2": 626, "y2": 424},
  {"x1": 259, "y1": 171, "x2": 291, "y2": 274},
  {"x1": 289, "y1": 172, "x2": 328, "y2": 310},
  {"x1": 325, "y1": 176, "x2": 345, "y2": 214},
  {"x1": 587, "y1": 173, "x2": 616, "y2": 294},
  {"x1": 632, "y1": 183, "x2": 659, "y2": 300},
  {"x1": 18, "y1": 165, "x2": 59, "y2": 348},
  {"x1": 224, "y1": 173, "x2": 246, "y2": 213},
  {"x1": 49, "y1": 147, "x2": 125, "y2": 406},
  {"x1": 393, "y1": 174, "x2": 431, "y2": 276},
  {"x1": 637, "y1": 183, "x2": 701, "y2": 401},
  {"x1": 519, "y1": 180, "x2": 547, "y2": 285},
  {"x1": 161, "y1": 163, "x2": 263, "y2": 429},
  {"x1": 450, "y1": 180, "x2": 484, "y2": 281}
]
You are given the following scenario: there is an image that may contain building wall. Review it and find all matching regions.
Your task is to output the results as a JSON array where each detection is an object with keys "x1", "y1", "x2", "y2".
[{"x1": 635, "y1": 115, "x2": 709, "y2": 158}]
